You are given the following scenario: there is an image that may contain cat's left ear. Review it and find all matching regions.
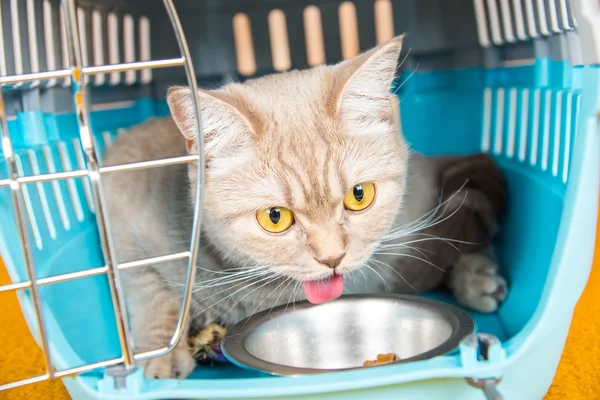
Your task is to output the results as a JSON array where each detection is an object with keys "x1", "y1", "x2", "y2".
[
  {"x1": 334, "y1": 35, "x2": 404, "y2": 126},
  {"x1": 167, "y1": 86, "x2": 255, "y2": 161}
]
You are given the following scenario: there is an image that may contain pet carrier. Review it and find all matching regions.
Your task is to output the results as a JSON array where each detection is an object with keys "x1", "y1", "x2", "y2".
[{"x1": 0, "y1": 0, "x2": 598, "y2": 399}]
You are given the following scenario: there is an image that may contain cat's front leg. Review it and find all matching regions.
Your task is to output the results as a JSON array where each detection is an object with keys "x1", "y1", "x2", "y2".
[
  {"x1": 447, "y1": 252, "x2": 507, "y2": 313},
  {"x1": 125, "y1": 270, "x2": 196, "y2": 379},
  {"x1": 432, "y1": 154, "x2": 508, "y2": 313}
]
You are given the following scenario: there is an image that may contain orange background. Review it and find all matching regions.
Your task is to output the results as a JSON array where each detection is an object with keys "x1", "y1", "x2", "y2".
[{"x1": 1, "y1": 210, "x2": 599, "y2": 399}]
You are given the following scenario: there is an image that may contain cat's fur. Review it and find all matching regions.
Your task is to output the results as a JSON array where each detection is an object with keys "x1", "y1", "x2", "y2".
[{"x1": 102, "y1": 35, "x2": 507, "y2": 379}]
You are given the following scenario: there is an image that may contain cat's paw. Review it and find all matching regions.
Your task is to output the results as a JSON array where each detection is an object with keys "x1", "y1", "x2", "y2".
[
  {"x1": 449, "y1": 253, "x2": 507, "y2": 313},
  {"x1": 140, "y1": 342, "x2": 196, "y2": 379},
  {"x1": 189, "y1": 323, "x2": 227, "y2": 364}
]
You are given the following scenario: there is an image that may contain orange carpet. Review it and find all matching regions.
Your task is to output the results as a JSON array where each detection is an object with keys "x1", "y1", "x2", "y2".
[{"x1": 1, "y1": 212, "x2": 599, "y2": 399}]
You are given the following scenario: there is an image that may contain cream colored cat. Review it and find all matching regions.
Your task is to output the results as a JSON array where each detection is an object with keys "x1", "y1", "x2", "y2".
[{"x1": 103, "y1": 35, "x2": 506, "y2": 379}]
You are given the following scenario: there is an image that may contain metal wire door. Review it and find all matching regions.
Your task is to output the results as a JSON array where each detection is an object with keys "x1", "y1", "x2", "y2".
[{"x1": 0, "y1": 0, "x2": 204, "y2": 391}]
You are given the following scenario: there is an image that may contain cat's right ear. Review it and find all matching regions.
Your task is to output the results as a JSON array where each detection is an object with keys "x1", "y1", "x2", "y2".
[{"x1": 167, "y1": 86, "x2": 255, "y2": 160}]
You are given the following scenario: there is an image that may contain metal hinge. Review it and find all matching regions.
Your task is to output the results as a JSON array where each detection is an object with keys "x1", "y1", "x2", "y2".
[{"x1": 460, "y1": 333, "x2": 506, "y2": 400}]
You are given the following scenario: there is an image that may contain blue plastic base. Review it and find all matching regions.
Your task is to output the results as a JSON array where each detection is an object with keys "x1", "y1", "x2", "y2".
[{"x1": 1, "y1": 59, "x2": 598, "y2": 399}]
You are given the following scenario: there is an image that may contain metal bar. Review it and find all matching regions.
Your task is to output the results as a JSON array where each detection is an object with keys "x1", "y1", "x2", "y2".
[
  {"x1": 119, "y1": 251, "x2": 190, "y2": 271},
  {"x1": 18, "y1": 170, "x2": 88, "y2": 184},
  {"x1": 0, "y1": 70, "x2": 70, "y2": 85},
  {"x1": 0, "y1": 374, "x2": 49, "y2": 392},
  {"x1": 0, "y1": 155, "x2": 196, "y2": 188},
  {"x1": 62, "y1": 0, "x2": 135, "y2": 369},
  {"x1": 0, "y1": 251, "x2": 189, "y2": 294},
  {"x1": 160, "y1": 0, "x2": 204, "y2": 355},
  {"x1": 54, "y1": 357, "x2": 124, "y2": 378},
  {"x1": 0, "y1": 356, "x2": 125, "y2": 392},
  {"x1": 0, "y1": 280, "x2": 31, "y2": 292},
  {"x1": 84, "y1": 58, "x2": 184, "y2": 75},
  {"x1": 0, "y1": 58, "x2": 185, "y2": 86},
  {"x1": 99, "y1": 155, "x2": 197, "y2": 174},
  {"x1": 0, "y1": 92, "x2": 55, "y2": 378},
  {"x1": 37, "y1": 266, "x2": 108, "y2": 286}
]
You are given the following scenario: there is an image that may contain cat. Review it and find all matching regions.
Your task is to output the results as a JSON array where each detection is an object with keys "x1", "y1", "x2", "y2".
[{"x1": 102, "y1": 35, "x2": 507, "y2": 379}]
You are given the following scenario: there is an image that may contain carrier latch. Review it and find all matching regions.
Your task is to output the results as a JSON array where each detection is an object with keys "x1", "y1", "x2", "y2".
[{"x1": 460, "y1": 333, "x2": 505, "y2": 400}]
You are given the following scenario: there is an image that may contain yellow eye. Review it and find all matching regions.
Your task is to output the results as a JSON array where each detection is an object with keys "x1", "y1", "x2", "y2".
[
  {"x1": 344, "y1": 182, "x2": 376, "y2": 211},
  {"x1": 256, "y1": 207, "x2": 295, "y2": 233}
]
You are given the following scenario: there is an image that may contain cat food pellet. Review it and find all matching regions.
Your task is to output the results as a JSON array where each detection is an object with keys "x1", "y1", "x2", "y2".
[{"x1": 363, "y1": 353, "x2": 397, "y2": 367}]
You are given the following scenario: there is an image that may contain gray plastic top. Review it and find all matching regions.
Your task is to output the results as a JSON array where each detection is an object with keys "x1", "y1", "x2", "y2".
[{"x1": 0, "y1": 0, "x2": 597, "y2": 116}]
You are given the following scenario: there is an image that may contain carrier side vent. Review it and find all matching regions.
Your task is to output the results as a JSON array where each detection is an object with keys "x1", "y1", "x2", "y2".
[
  {"x1": 483, "y1": 84, "x2": 579, "y2": 183},
  {"x1": 473, "y1": 0, "x2": 578, "y2": 47}
]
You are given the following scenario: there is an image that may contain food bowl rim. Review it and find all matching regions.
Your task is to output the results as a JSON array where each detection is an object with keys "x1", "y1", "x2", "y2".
[{"x1": 221, "y1": 293, "x2": 476, "y2": 376}]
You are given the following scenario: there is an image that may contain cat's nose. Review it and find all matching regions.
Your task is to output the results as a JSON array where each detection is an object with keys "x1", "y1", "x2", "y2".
[{"x1": 315, "y1": 253, "x2": 346, "y2": 269}]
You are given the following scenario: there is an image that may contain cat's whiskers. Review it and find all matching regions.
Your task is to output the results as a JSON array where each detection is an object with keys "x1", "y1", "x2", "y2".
[
  {"x1": 369, "y1": 258, "x2": 416, "y2": 291},
  {"x1": 381, "y1": 187, "x2": 469, "y2": 242},
  {"x1": 190, "y1": 273, "x2": 275, "y2": 309},
  {"x1": 196, "y1": 264, "x2": 270, "y2": 276},
  {"x1": 283, "y1": 280, "x2": 301, "y2": 314},
  {"x1": 378, "y1": 235, "x2": 473, "y2": 251},
  {"x1": 373, "y1": 250, "x2": 445, "y2": 272},
  {"x1": 391, "y1": 51, "x2": 416, "y2": 96},
  {"x1": 362, "y1": 263, "x2": 390, "y2": 291},
  {"x1": 291, "y1": 281, "x2": 303, "y2": 311},
  {"x1": 219, "y1": 275, "x2": 284, "y2": 321},
  {"x1": 378, "y1": 242, "x2": 434, "y2": 262},
  {"x1": 193, "y1": 273, "x2": 282, "y2": 317},
  {"x1": 192, "y1": 272, "x2": 272, "y2": 291},
  {"x1": 267, "y1": 277, "x2": 296, "y2": 318},
  {"x1": 195, "y1": 269, "x2": 272, "y2": 288},
  {"x1": 242, "y1": 276, "x2": 294, "y2": 328}
]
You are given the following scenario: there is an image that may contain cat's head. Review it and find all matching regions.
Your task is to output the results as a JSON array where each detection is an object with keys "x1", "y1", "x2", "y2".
[{"x1": 168, "y1": 35, "x2": 408, "y2": 304}]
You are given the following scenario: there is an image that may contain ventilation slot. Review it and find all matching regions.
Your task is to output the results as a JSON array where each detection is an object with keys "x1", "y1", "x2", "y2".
[
  {"x1": 339, "y1": 1, "x2": 359, "y2": 60},
  {"x1": 139, "y1": 16, "x2": 151, "y2": 83},
  {"x1": 547, "y1": 0, "x2": 561, "y2": 33},
  {"x1": 0, "y1": 0, "x2": 6, "y2": 76},
  {"x1": 524, "y1": 0, "x2": 539, "y2": 38},
  {"x1": 123, "y1": 14, "x2": 136, "y2": 84},
  {"x1": 481, "y1": 88, "x2": 492, "y2": 152},
  {"x1": 72, "y1": 139, "x2": 95, "y2": 213},
  {"x1": 303, "y1": 5, "x2": 325, "y2": 66},
  {"x1": 536, "y1": 0, "x2": 551, "y2": 36},
  {"x1": 42, "y1": 146, "x2": 71, "y2": 231},
  {"x1": 15, "y1": 155, "x2": 43, "y2": 249},
  {"x1": 26, "y1": 0, "x2": 40, "y2": 84},
  {"x1": 77, "y1": 7, "x2": 89, "y2": 84},
  {"x1": 43, "y1": 0, "x2": 57, "y2": 86},
  {"x1": 11, "y1": 0, "x2": 23, "y2": 76},
  {"x1": 108, "y1": 11, "x2": 120, "y2": 85},
  {"x1": 552, "y1": 91, "x2": 563, "y2": 177},
  {"x1": 518, "y1": 88, "x2": 529, "y2": 162},
  {"x1": 28, "y1": 151, "x2": 57, "y2": 240},
  {"x1": 530, "y1": 89, "x2": 541, "y2": 166},
  {"x1": 512, "y1": 0, "x2": 527, "y2": 40},
  {"x1": 562, "y1": 92, "x2": 574, "y2": 183},
  {"x1": 486, "y1": 0, "x2": 503, "y2": 45},
  {"x1": 57, "y1": 142, "x2": 84, "y2": 222},
  {"x1": 473, "y1": 0, "x2": 491, "y2": 47},
  {"x1": 268, "y1": 9, "x2": 291, "y2": 72},
  {"x1": 494, "y1": 88, "x2": 505, "y2": 155},
  {"x1": 540, "y1": 89, "x2": 552, "y2": 171},
  {"x1": 59, "y1": 4, "x2": 70, "y2": 86},
  {"x1": 92, "y1": 9, "x2": 105, "y2": 86},
  {"x1": 233, "y1": 13, "x2": 256, "y2": 76},
  {"x1": 374, "y1": 0, "x2": 394, "y2": 44},
  {"x1": 506, "y1": 88, "x2": 517, "y2": 158},
  {"x1": 498, "y1": 0, "x2": 515, "y2": 43}
]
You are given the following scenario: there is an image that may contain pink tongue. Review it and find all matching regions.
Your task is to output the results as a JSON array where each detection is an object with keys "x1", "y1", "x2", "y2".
[{"x1": 303, "y1": 274, "x2": 344, "y2": 304}]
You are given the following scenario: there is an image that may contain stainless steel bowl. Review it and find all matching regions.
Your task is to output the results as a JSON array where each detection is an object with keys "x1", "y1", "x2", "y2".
[{"x1": 221, "y1": 294, "x2": 475, "y2": 375}]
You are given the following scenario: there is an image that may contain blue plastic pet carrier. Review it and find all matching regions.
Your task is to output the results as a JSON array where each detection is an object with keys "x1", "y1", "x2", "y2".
[{"x1": 0, "y1": 0, "x2": 598, "y2": 399}]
